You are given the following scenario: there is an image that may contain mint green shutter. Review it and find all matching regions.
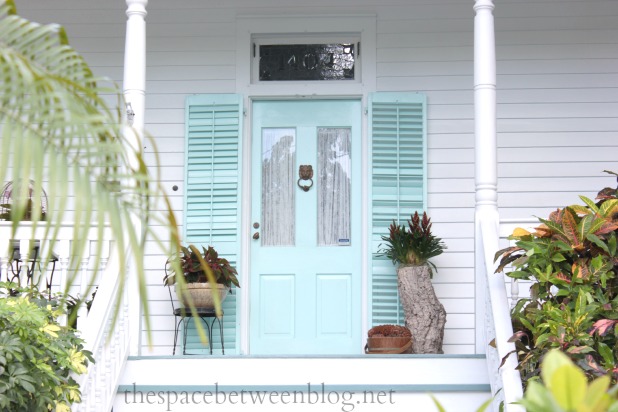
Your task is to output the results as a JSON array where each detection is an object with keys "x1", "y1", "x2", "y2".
[
  {"x1": 184, "y1": 94, "x2": 242, "y2": 353},
  {"x1": 369, "y1": 92, "x2": 427, "y2": 327}
]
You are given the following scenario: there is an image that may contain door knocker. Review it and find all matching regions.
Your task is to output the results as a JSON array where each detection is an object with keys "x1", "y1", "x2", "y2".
[{"x1": 297, "y1": 165, "x2": 314, "y2": 192}]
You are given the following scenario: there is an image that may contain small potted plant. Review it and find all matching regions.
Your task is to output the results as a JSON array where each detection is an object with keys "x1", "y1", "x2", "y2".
[
  {"x1": 164, "y1": 244, "x2": 240, "y2": 309},
  {"x1": 365, "y1": 324, "x2": 413, "y2": 354},
  {"x1": 378, "y1": 211, "x2": 447, "y2": 354}
]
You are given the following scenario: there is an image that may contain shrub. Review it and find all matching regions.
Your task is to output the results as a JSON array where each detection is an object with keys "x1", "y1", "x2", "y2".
[
  {"x1": 0, "y1": 283, "x2": 93, "y2": 411},
  {"x1": 495, "y1": 172, "x2": 618, "y2": 385},
  {"x1": 517, "y1": 349, "x2": 618, "y2": 412}
]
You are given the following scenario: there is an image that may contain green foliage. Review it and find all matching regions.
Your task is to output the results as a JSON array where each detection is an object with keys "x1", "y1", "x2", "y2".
[
  {"x1": 517, "y1": 349, "x2": 618, "y2": 412},
  {"x1": 378, "y1": 211, "x2": 446, "y2": 272},
  {"x1": 0, "y1": 199, "x2": 46, "y2": 221},
  {"x1": 0, "y1": 0, "x2": 181, "y2": 339},
  {"x1": 495, "y1": 173, "x2": 618, "y2": 386},
  {"x1": 0, "y1": 283, "x2": 93, "y2": 411},
  {"x1": 164, "y1": 245, "x2": 240, "y2": 289},
  {"x1": 431, "y1": 395, "x2": 493, "y2": 412}
]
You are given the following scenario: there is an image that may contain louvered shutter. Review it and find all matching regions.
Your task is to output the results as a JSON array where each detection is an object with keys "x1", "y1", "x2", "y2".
[
  {"x1": 369, "y1": 92, "x2": 427, "y2": 327},
  {"x1": 184, "y1": 94, "x2": 242, "y2": 354}
]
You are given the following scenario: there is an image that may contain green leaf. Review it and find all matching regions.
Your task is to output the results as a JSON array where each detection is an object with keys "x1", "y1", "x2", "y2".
[
  {"x1": 599, "y1": 199, "x2": 618, "y2": 219},
  {"x1": 609, "y1": 233, "x2": 617, "y2": 256},
  {"x1": 18, "y1": 379, "x2": 35, "y2": 393},
  {"x1": 562, "y1": 208, "x2": 581, "y2": 245},
  {"x1": 580, "y1": 195, "x2": 600, "y2": 214},
  {"x1": 566, "y1": 345, "x2": 594, "y2": 355},
  {"x1": 535, "y1": 333, "x2": 552, "y2": 347},
  {"x1": 541, "y1": 350, "x2": 572, "y2": 386},
  {"x1": 518, "y1": 380, "x2": 562, "y2": 412},
  {"x1": 430, "y1": 395, "x2": 447, "y2": 412},
  {"x1": 578, "y1": 214, "x2": 595, "y2": 242},
  {"x1": 475, "y1": 397, "x2": 494, "y2": 412},
  {"x1": 539, "y1": 217, "x2": 569, "y2": 240},
  {"x1": 583, "y1": 375, "x2": 611, "y2": 411},
  {"x1": 587, "y1": 233, "x2": 610, "y2": 254},
  {"x1": 598, "y1": 342, "x2": 614, "y2": 366},
  {"x1": 549, "y1": 364, "x2": 587, "y2": 410}
]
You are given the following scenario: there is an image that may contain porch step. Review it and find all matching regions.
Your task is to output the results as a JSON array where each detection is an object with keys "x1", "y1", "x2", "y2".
[{"x1": 113, "y1": 355, "x2": 491, "y2": 411}]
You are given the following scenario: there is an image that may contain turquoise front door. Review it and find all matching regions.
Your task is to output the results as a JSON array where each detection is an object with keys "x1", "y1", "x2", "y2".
[{"x1": 250, "y1": 100, "x2": 362, "y2": 354}]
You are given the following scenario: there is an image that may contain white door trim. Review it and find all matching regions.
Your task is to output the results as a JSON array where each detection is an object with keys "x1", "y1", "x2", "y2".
[{"x1": 235, "y1": 15, "x2": 376, "y2": 354}]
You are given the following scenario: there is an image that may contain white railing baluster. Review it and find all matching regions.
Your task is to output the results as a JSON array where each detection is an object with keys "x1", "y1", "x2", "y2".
[
  {"x1": 510, "y1": 280, "x2": 519, "y2": 309},
  {"x1": 56, "y1": 239, "x2": 71, "y2": 326},
  {"x1": 77, "y1": 244, "x2": 91, "y2": 326},
  {"x1": 98, "y1": 240, "x2": 111, "y2": 286},
  {"x1": 0, "y1": 235, "x2": 9, "y2": 283},
  {"x1": 19, "y1": 238, "x2": 29, "y2": 288},
  {"x1": 499, "y1": 218, "x2": 538, "y2": 308}
]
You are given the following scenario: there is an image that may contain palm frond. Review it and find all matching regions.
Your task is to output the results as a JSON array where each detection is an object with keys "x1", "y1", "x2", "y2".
[{"x1": 0, "y1": 0, "x2": 181, "y2": 340}]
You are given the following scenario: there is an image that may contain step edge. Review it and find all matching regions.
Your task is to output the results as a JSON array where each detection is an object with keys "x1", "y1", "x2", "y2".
[
  {"x1": 128, "y1": 354, "x2": 488, "y2": 361},
  {"x1": 117, "y1": 383, "x2": 492, "y2": 393}
]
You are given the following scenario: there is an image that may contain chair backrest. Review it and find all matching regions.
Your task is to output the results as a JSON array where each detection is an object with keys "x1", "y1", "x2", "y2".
[{"x1": 166, "y1": 282, "x2": 177, "y2": 314}]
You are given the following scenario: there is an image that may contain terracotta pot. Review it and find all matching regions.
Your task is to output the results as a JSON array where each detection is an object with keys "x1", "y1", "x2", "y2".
[
  {"x1": 175, "y1": 283, "x2": 229, "y2": 309},
  {"x1": 365, "y1": 336, "x2": 413, "y2": 354}
]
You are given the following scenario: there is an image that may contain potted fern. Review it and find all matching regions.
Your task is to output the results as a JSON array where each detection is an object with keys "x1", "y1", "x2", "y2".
[
  {"x1": 164, "y1": 244, "x2": 240, "y2": 309},
  {"x1": 378, "y1": 211, "x2": 447, "y2": 353}
]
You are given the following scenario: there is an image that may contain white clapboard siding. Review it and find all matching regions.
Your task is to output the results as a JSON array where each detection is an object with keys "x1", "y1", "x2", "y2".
[{"x1": 13, "y1": 0, "x2": 618, "y2": 357}]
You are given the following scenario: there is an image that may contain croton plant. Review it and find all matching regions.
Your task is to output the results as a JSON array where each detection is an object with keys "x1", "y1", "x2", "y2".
[{"x1": 495, "y1": 171, "x2": 618, "y2": 386}]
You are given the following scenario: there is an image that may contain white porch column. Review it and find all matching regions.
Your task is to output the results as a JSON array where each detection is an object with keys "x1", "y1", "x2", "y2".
[
  {"x1": 474, "y1": 0, "x2": 498, "y2": 218},
  {"x1": 473, "y1": 5, "x2": 525, "y2": 409},
  {"x1": 124, "y1": 0, "x2": 147, "y2": 134},
  {"x1": 123, "y1": 0, "x2": 148, "y2": 356},
  {"x1": 473, "y1": 0, "x2": 498, "y2": 355}
]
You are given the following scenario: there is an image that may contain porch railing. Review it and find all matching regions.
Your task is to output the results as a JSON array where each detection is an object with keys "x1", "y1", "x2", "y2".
[
  {"x1": 480, "y1": 217, "x2": 524, "y2": 412},
  {"x1": 74, "y1": 248, "x2": 129, "y2": 412},
  {"x1": 0, "y1": 222, "x2": 113, "y2": 326},
  {"x1": 0, "y1": 222, "x2": 128, "y2": 412}
]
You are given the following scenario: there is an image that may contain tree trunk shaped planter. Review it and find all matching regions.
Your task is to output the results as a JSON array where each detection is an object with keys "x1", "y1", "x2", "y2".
[{"x1": 398, "y1": 265, "x2": 446, "y2": 354}]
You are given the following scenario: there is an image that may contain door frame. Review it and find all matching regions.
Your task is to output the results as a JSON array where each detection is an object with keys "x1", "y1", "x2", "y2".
[{"x1": 238, "y1": 95, "x2": 370, "y2": 355}]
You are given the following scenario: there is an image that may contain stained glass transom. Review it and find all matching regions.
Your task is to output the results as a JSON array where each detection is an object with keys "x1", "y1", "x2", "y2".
[{"x1": 259, "y1": 44, "x2": 355, "y2": 81}]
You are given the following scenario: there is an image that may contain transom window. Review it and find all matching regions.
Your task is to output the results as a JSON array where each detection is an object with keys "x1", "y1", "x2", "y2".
[{"x1": 252, "y1": 35, "x2": 360, "y2": 84}]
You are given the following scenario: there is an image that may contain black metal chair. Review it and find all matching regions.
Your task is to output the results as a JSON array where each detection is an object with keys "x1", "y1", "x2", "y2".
[{"x1": 166, "y1": 285, "x2": 225, "y2": 355}]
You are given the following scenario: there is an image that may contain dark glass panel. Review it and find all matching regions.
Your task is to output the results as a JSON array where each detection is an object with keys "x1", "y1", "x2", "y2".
[{"x1": 259, "y1": 44, "x2": 355, "y2": 81}]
